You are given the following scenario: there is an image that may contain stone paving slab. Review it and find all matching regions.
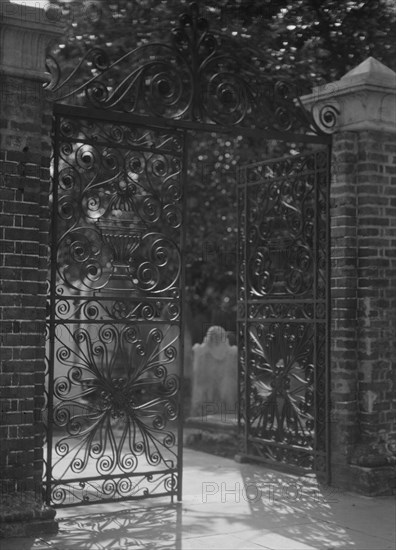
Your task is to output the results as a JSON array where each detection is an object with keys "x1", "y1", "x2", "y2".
[{"x1": 0, "y1": 449, "x2": 395, "y2": 550}]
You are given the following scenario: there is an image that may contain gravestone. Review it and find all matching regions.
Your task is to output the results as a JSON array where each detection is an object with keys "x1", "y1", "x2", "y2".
[{"x1": 190, "y1": 326, "x2": 237, "y2": 419}]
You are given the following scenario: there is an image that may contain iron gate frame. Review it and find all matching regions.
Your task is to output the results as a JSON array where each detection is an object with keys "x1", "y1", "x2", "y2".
[
  {"x1": 236, "y1": 146, "x2": 331, "y2": 482},
  {"x1": 45, "y1": 104, "x2": 188, "y2": 507},
  {"x1": 44, "y1": 1, "x2": 335, "y2": 508}
]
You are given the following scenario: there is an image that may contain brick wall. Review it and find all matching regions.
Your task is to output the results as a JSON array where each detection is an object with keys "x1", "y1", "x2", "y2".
[
  {"x1": 330, "y1": 129, "x2": 396, "y2": 492},
  {"x1": 330, "y1": 131, "x2": 360, "y2": 465},
  {"x1": 355, "y1": 131, "x2": 396, "y2": 455},
  {"x1": 0, "y1": 76, "x2": 52, "y2": 506}
]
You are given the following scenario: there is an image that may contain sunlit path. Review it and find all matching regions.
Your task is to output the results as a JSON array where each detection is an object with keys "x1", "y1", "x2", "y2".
[{"x1": 2, "y1": 449, "x2": 395, "y2": 550}]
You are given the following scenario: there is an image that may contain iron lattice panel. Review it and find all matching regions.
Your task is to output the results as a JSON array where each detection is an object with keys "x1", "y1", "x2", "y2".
[
  {"x1": 44, "y1": 112, "x2": 185, "y2": 506},
  {"x1": 238, "y1": 149, "x2": 330, "y2": 480}
]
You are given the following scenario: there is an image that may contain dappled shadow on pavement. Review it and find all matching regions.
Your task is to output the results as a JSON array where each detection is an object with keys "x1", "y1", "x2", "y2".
[
  {"x1": 237, "y1": 464, "x2": 395, "y2": 549},
  {"x1": 1, "y1": 450, "x2": 394, "y2": 549},
  {"x1": 238, "y1": 466, "x2": 358, "y2": 549},
  {"x1": 54, "y1": 503, "x2": 181, "y2": 549},
  {"x1": 177, "y1": 450, "x2": 395, "y2": 549},
  {"x1": 0, "y1": 503, "x2": 181, "y2": 550}
]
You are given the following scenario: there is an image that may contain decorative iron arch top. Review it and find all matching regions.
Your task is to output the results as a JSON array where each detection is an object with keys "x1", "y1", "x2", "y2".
[{"x1": 46, "y1": 2, "x2": 336, "y2": 136}]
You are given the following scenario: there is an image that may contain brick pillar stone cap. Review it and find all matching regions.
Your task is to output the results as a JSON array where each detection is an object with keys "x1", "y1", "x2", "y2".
[
  {"x1": 300, "y1": 57, "x2": 396, "y2": 134},
  {"x1": 0, "y1": 0, "x2": 63, "y2": 82},
  {"x1": 340, "y1": 56, "x2": 396, "y2": 86}
]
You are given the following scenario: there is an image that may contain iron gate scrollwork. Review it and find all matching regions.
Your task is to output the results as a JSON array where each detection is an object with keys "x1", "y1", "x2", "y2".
[
  {"x1": 45, "y1": 107, "x2": 185, "y2": 506},
  {"x1": 44, "y1": 3, "x2": 335, "y2": 499},
  {"x1": 45, "y1": 3, "x2": 337, "y2": 137},
  {"x1": 237, "y1": 148, "x2": 330, "y2": 481}
]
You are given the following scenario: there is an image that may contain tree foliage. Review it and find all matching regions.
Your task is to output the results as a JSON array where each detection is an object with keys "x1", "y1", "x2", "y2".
[
  {"x1": 52, "y1": 0, "x2": 396, "y2": 80},
  {"x1": 49, "y1": 0, "x2": 396, "y2": 339}
]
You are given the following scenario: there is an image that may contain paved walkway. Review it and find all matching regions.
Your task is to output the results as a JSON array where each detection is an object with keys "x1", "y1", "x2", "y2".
[{"x1": 1, "y1": 449, "x2": 395, "y2": 549}]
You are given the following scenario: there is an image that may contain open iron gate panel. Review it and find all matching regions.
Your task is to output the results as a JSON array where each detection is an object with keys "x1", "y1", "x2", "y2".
[
  {"x1": 45, "y1": 107, "x2": 186, "y2": 506},
  {"x1": 237, "y1": 148, "x2": 330, "y2": 482}
]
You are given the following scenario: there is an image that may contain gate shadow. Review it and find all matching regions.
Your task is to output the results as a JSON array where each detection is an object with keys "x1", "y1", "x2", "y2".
[
  {"x1": 51, "y1": 502, "x2": 181, "y2": 549},
  {"x1": 233, "y1": 464, "x2": 393, "y2": 549},
  {"x1": 238, "y1": 465, "x2": 347, "y2": 544}
]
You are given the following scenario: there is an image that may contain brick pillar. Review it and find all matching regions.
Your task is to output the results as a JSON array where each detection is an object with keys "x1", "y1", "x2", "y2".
[
  {"x1": 0, "y1": 0, "x2": 62, "y2": 536},
  {"x1": 302, "y1": 57, "x2": 396, "y2": 495}
]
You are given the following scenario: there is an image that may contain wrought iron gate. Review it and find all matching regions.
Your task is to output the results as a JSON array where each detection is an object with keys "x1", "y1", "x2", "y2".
[
  {"x1": 45, "y1": 105, "x2": 185, "y2": 506},
  {"x1": 237, "y1": 147, "x2": 330, "y2": 481},
  {"x1": 44, "y1": 3, "x2": 336, "y2": 502}
]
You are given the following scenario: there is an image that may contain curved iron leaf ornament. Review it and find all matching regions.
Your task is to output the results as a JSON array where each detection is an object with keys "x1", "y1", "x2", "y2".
[
  {"x1": 237, "y1": 148, "x2": 330, "y2": 476},
  {"x1": 46, "y1": 112, "x2": 184, "y2": 505},
  {"x1": 245, "y1": 151, "x2": 328, "y2": 298},
  {"x1": 54, "y1": 118, "x2": 183, "y2": 296},
  {"x1": 45, "y1": 2, "x2": 332, "y2": 135},
  {"x1": 49, "y1": 323, "x2": 179, "y2": 506}
]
